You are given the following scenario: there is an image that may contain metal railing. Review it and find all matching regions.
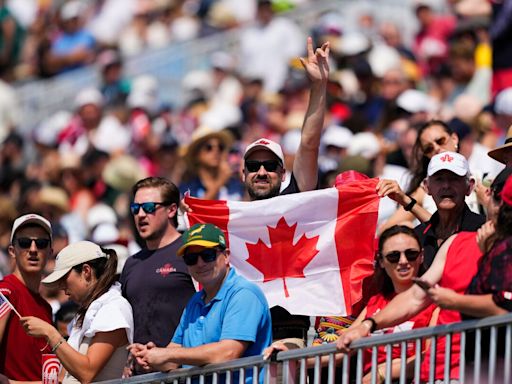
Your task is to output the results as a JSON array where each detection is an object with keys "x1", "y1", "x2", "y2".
[
  {"x1": 99, "y1": 312, "x2": 512, "y2": 384},
  {"x1": 13, "y1": 0, "x2": 421, "y2": 133}
]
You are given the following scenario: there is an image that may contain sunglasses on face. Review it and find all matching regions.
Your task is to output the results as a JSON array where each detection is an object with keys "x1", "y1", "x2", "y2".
[
  {"x1": 183, "y1": 248, "x2": 220, "y2": 266},
  {"x1": 130, "y1": 202, "x2": 167, "y2": 215},
  {"x1": 383, "y1": 249, "x2": 421, "y2": 263},
  {"x1": 16, "y1": 237, "x2": 50, "y2": 250},
  {"x1": 422, "y1": 137, "x2": 448, "y2": 156},
  {"x1": 244, "y1": 160, "x2": 281, "y2": 173},
  {"x1": 202, "y1": 142, "x2": 226, "y2": 153}
]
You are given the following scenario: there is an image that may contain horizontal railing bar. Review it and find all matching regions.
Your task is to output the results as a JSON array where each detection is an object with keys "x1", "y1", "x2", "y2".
[{"x1": 98, "y1": 313, "x2": 512, "y2": 383}]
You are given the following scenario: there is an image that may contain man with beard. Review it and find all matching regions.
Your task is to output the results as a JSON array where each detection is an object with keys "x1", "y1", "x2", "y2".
[
  {"x1": 120, "y1": 177, "x2": 195, "y2": 375},
  {"x1": 240, "y1": 37, "x2": 330, "y2": 349}
]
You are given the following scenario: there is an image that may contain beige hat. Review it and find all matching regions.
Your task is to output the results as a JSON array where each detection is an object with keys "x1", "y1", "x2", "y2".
[
  {"x1": 10, "y1": 213, "x2": 52, "y2": 243},
  {"x1": 102, "y1": 155, "x2": 147, "y2": 192},
  {"x1": 182, "y1": 126, "x2": 234, "y2": 170},
  {"x1": 488, "y1": 125, "x2": 512, "y2": 164},
  {"x1": 42, "y1": 241, "x2": 108, "y2": 284}
]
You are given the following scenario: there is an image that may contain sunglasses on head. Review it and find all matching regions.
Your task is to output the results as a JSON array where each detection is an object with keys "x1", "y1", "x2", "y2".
[
  {"x1": 183, "y1": 248, "x2": 221, "y2": 266},
  {"x1": 245, "y1": 160, "x2": 281, "y2": 173},
  {"x1": 422, "y1": 137, "x2": 448, "y2": 156},
  {"x1": 16, "y1": 237, "x2": 50, "y2": 250},
  {"x1": 130, "y1": 202, "x2": 167, "y2": 215},
  {"x1": 203, "y1": 142, "x2": 225, "y2": 152},
  {"x1": 383, "y1": 249, "x2": 421, "y2": 263}
]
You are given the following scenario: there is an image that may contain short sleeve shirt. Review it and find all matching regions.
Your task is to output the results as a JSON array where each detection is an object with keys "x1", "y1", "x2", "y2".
[
  {"x1": 0, "y1": 274, "x2": 52, "y2": 380},
  {"x1": 120, "y1": 238, "x2": 196, "y2": 347},
  {"x1": 172, "y1": 268, "x2": 272, "y2": 363}
]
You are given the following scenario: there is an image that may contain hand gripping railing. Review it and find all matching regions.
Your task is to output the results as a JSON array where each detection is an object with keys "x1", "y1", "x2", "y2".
[{"x1": 98, "y1": 312, "x2": 512, "y2": 384}]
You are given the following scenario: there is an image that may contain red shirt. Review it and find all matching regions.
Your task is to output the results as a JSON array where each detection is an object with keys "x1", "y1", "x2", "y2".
[
  {"x1": 420, "y1": 232, "x2": 483, "y2": 381},
  {"x1": 0, "y1": 274, "x2": 52, "y2": 380},
  {"x1": 363, "y1": 293, "x2": 436, "y2": 373}
]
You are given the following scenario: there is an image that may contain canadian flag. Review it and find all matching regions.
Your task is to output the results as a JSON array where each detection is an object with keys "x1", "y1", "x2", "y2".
[{"x1": 184, "y1": 177, "x2": 380, "y2": 316}]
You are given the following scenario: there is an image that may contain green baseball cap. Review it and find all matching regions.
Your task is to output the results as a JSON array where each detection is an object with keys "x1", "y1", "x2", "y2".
[{"x1": 177, "y1": 223, "x2": 226, "y2": 256}]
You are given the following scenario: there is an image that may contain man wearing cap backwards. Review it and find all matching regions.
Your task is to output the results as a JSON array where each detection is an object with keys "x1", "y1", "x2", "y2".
[
  {"x1": 413, "y1": 151, "x2": 485, "y2": 268},
  {"x1": 130, "y1": 223, "x2": 272, "y2": 380},
  {"x1": 120, "y1": 177, "x2": 195, "y2": 375},
  {"x1": 338, "y1": 167, "x2": 511, "y2": 382},
  {"x1": 0, "y1": 214, "x2": 53, "y2": 380}
]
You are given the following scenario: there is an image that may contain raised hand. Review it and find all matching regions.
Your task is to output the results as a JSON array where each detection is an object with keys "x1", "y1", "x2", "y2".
[{"x1": 300, "y1": 37, "x2": 330, "y2": 84}]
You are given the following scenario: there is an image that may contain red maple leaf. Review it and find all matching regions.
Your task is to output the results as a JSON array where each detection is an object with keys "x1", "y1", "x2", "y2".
[{"x1": 245, "y1": 217, "x2": 319, "y2": 297}]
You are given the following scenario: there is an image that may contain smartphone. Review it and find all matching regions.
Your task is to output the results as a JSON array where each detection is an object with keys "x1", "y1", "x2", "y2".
[{"x1": 413, "y1": 277, "x2": 432, "y2": 291}]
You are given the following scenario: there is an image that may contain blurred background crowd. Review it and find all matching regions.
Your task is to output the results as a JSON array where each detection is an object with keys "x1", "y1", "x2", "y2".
[{"x1": 0, "y1": 0, "x2": 511, "y2": 303}]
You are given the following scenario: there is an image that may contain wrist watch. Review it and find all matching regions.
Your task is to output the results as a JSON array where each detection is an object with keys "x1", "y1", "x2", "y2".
[{"x1": 404, "y1": 195, "x2": 417, "y2": 211}]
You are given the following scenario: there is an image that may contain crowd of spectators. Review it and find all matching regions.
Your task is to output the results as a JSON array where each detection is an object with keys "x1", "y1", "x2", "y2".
[{"x1": 1, "y1": 0, "x2": 512, "y2": 382}]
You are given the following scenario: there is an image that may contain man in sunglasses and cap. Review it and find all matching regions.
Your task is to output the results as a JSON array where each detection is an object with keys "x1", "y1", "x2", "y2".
[
  {"x1": 0, "y1": 214, "x2": 53, "y2": 381},
  {"x1": 240, "y1": 37, "x2": 330, "y2": 351},
  {"x1": 120, "y1": 177, "x2": 195, "y2": 375},
  {"x1": 130, "y1": 223, "x2": 271, "y2": 379}
]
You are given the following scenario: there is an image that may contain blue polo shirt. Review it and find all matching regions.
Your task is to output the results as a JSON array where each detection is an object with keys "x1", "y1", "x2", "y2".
[{"x1": 172, "y1": 267, "x2": 272, "y2": 381}]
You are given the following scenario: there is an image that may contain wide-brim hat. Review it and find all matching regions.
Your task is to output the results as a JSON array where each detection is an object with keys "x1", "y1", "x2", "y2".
[
  {"x1": 488, "y1": 125, "x2": 512, "y2": 164},
  {"x1": 182, "y1": 126, "x2": 234, "y2": 170}
]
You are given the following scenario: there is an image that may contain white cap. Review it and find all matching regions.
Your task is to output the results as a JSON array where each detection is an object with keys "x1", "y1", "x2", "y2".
[
  {"x1": 322, "y1": 125, "x2": 353, "y2": 148},
  {"x1": 11, "y1": 214, "x2": 52, "y2": 243},
  {"x1": 396, "y1": 89, "x2": 437, "y2": 113},
  {"x1": 347, "y1": 132, "x2": 380, "y2": 159},
  {"x1": 244, "y1": 138, "x2": 285, "y2": 165},
  {"x1": 91, "y1": 223, "x2": 119, "y2": 245},
  {"x1": 494, "y1": 88, "x2": 512, "y2": 115},
  {"x1": 427, "y1": 151, "x2": 469, "y2": 177},
  {"x1": 86, "y1": 204, "x2": 117, "y2": 232},
  {"x1": 74, "y1": 87, "x2": 104, "y2": 109},
  {"x1": 42, "y1": 241, "x2": 107, "y2": 284},
  {"x1": 60, "y1": 0, "x2": 85, "y2": 21}
]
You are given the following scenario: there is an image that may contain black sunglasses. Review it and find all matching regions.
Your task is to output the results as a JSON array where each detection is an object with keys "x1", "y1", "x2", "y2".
[
  {"x1": 203, "y1": 142, "x2": 225, "y2": 152},
  {"x1": 422, "y1": 137, "x2": 448, "y2": 156},
  {"x1": 16, "y1": 237, "x2": 50, "y2": 250},
  {"x1": 130, "y1": 202, "x2": 168, "y2": 215},
  {"x1": 383, "y1": 249, "x2": 421, "y2": 263},
  {"x1": 183, "y1": 248, "x2": 220, "y2": 266},
  {"x1": 245, "y1": 160, "x2": 281, "y2": 173}
]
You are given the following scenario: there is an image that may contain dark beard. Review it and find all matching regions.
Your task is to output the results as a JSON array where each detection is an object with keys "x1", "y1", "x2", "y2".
[{"x1": 247, "y1": 183, "x2": 281, "y2": 200}]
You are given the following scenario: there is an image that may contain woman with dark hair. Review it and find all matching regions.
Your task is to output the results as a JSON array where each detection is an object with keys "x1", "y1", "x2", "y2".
[
  {"x1": 21, "y1": 241, "x2": 133, "y2": 383},
  {"x1": 355, "y1": 225, "x2": 438, "y2": 382},
  {"x1": 265, "y1": 225, "x2": 438, "y2": 383},
  {"x1": 377, "y1": 120, "x2": 460, "y2": 232}
]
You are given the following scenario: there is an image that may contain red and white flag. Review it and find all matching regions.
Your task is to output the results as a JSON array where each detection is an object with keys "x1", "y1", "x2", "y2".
[{"x1": 184, "y1": 177, "x2": 380, "y2": 316}]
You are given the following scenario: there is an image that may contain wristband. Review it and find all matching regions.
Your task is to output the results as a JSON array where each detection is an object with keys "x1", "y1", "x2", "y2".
[
  {"x1": 404, "y1": 195, "x2": 417, "y2": 211},
  {"x1": 51, "y1": 338, "x2": 65, "y2": 353},
  {"x1": 364, "y1": 317, "x2": 378, "y2": 333}
]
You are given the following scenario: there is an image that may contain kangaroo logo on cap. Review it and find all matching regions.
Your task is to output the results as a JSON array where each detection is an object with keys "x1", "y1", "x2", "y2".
[{"x1": 440, "y1": 154, "x2": 454, "y2": 162}]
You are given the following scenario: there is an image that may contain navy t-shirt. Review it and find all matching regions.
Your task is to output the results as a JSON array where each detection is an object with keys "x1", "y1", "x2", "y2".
[{"x1": 120, "y1": 238, "x2": 196, "y2": 347}]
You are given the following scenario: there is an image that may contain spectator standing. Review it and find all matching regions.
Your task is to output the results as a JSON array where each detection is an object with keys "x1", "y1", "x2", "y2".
[
  {"x1": 414, "y1": 151, "x2": 485, "y2": 268},
  {"x1": 130, "y1": 223, "x2": 271, "y2": 382},
  {"x1": 0, "y1": 214, "x2": 53, "y2": 381},
  {"x1": 240, "y1": 37, "x2": 329, "y2": 347},
  {"x1": 120, "y1": 177, "x2": 195, "y2": 375},
  {"x1": 21, "y1": 241, "x2": 133, "y2": 383}
]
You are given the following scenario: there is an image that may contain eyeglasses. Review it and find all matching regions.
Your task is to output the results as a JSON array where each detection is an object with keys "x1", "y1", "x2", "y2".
[
  {"x1": 245, "y1": 160, "x2": 281, "y2": 173},
  {"x1": 422, "y1": 137, "x2": 448, "y2": 156},
  {"x1": 202, "y1": 142, "x2": 225, "y2": 153},
  {"x1": 382, "y1": 249, "x2": 421, "y2": 263},
  {"x1": 130, "y1": 202, "x2": 168, "y2": 215},
  {"x1": 183, "y1": 248, "x2": 221, "y2": 266},
  {"x1": 16, "y1": 237, "x2": 50, "y2": 250}
]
